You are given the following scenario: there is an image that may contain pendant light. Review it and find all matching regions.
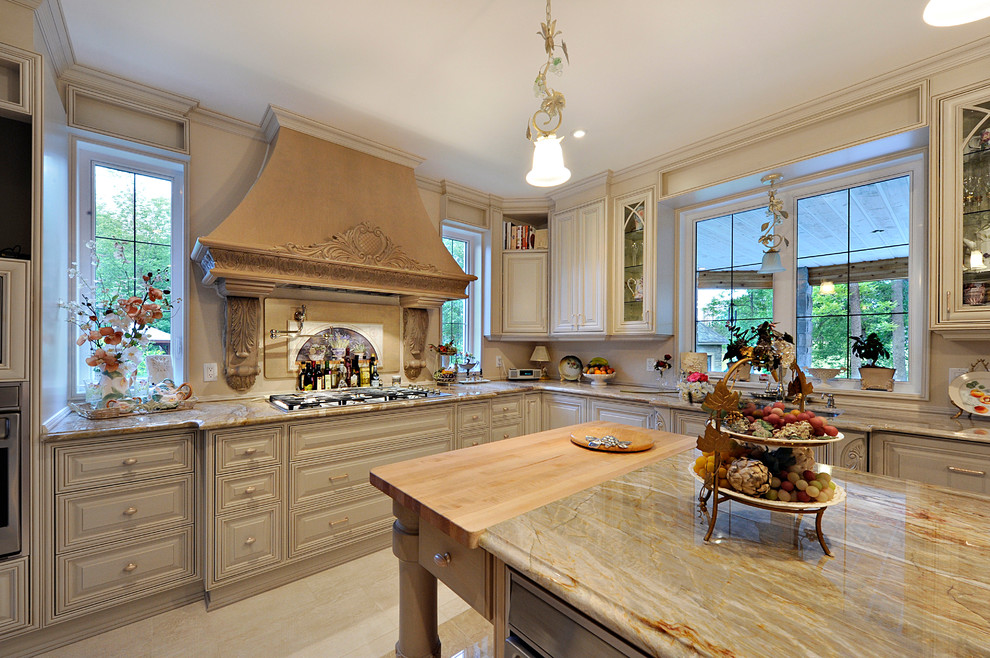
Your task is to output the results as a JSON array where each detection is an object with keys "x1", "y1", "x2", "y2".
[
  {"x1": 525, "y1": 0, "x2": 571, "y2": 187},
  {"x1": 819, "y1": 280, "x2": 836, "y2": 295},
  {"x1": 923, "y1": 0, "x2": 990, "y2": 25},
  {"x1": 757, "y1": 173, "x2": 789, "y2": 275}
]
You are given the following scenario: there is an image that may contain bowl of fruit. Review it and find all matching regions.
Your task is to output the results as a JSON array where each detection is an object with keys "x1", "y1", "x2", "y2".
[
  {"x1": 582, "y1": 357, "x2": 616, "y2": 385},
  {"x1": 718, "y1": 400, "x2": 843, "y2": 446}
]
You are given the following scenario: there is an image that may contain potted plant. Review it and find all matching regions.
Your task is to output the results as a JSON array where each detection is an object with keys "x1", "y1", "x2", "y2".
[
  {"x1": 850, "y1": 333, "x2": 894, "y2": 391},
  {"x1": 723, "y1": 324, "x2": 757, "y2": 381}
]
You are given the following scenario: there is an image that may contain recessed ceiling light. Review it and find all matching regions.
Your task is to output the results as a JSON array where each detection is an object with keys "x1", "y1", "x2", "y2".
[
  {"x1": 572, "y1": 130, "x2": 586, "y2": 139},
  {"x1": 923, "y1": 0, "x2": 990, "y2": 26}
]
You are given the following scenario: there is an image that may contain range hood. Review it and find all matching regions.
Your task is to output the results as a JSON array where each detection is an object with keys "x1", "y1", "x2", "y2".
[{"x1": 191, "y1": 106, "x2": 475, "y2": 391}]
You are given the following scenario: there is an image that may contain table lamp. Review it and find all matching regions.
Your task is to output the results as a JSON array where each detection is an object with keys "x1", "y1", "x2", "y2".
[{"x1": 530, "y1": 345, "x2": 551, "y2": 379}]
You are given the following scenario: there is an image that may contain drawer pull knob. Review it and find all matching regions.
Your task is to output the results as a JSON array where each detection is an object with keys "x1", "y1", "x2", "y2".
[
  {"x1": 243, "y1": 447, "x2": 258, "y2": 456},
  {"x1": 328, "y1": 473, "x2": 349, "y2": 482},
  {"x1": 502, "y1": 406, "x2": 509, "y2": 411},
  {"x1": 433, "y1": 552, "x2": 451, "y2": 568},
  {"x1": 244, "y1": 486, "x2": 257, "y2": 494},
  {"x1": 123, "y1": 562, "x2": 137, "y2": 573},
  {"x1": 471, "y1": 415, "x2": 479, "y2": 420},
  {"x1": 947, "y1": 466, "x2": 986, "y2": 476},
  {"x1": 503, "y1": 434, "x2": 509, "y2": 439},
  {"x1": 328, "y1": 516, "x2": 349, "y2": 526},
  {"x1": 244, "y1": 536, "x2": 257, "y2": 545},
  {"x1": 123, "y1": 507, "x2": 138, "y2": 516},
  {"x1": 122, "y1": 458, "x2": 138, "y2": 466},
  {"x1": 471, "y1": 441, "x2": 479, "y2": 447}
]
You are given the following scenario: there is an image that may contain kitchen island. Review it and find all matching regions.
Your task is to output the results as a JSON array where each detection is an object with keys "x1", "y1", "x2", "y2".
[{"x1": 371, "y1": 422, "x2": 990, "y2": 657}]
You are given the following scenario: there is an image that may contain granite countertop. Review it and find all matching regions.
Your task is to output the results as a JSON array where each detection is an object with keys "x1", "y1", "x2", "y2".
[
  {"x1": 45, "y1": 379, "x2": 990, "y2": 444},
  {"x1": 480, "y1": 450, "x2": 990, "y2": 656}
]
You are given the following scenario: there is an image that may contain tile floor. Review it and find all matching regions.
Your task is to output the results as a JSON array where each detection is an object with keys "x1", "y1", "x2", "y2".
[{"x1": 41, "y1": 548, "x2": 493, "y2": 658}]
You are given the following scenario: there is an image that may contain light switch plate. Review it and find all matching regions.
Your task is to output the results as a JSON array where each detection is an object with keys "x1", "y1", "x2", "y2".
[
  {"x1": 646, "y1": 357, "x2": 658, "y2": 372},
  {"x1": 495, "y1": 356, "x2": 504, "y2": 368},
  {"x1": 949, "y1": 367, "x2": 968, "y2": 382}
]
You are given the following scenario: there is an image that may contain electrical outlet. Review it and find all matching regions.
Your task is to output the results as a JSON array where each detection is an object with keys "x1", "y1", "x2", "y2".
[
  {"x1": 203, "y1": 362, "x2": 218, "y2": 382},
  {"x1": 949, "y1": 367, "x2": 968, "y2": 382},
  {"x1": 495, "y1": 356, "x2": 504, "y2": 368},
  {"x1": 646, "y1": 357, "x2": 658, "y2": 372}
]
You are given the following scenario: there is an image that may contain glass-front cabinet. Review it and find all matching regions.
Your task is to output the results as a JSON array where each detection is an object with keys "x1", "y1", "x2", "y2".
[
  {"x1": 934, "y1": 87, "x2": 990, "y2": 334},
  {"x1": 610, "y1": 187, "x2": 656, "y2": 334}
]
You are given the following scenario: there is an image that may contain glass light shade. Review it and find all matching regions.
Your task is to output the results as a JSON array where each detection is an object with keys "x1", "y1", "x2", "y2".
[
  {"x1": 819, "y1": 280, "x2": 836, "y2": 295},
  {"x1": 526, "y1": 135, "x2": 571, "y2": 187},
  {"x1": 530, "y1": 345, "x2": 550, "y2": 362},
  {"x1": 971, "y1": 249, "x2": 986, "y2": 269},
  {"x1": 758, "y1": 249, "x2": 786, "y2": 274},
  {"x1": 923, "y1": 0, "x2": 990, "y2": 25}
]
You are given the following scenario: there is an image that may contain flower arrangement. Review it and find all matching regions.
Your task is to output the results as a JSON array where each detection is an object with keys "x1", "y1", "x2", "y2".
[
  {"x1": 677, "y1": 371, "x2": 714, "y2": 403},
  {"x1": 429, "y1": 341, "x2": 458, "y2": 356},
  {"x1": 59, "y1": 241, "x2": 176, "y2": 407},
  {"x1": 653, "y1": 354, "x2": 673, "y2": 371}
]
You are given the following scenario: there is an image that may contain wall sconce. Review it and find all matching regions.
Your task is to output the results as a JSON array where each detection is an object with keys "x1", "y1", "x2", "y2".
[{"x1": 757, "y1": 173, "x2": 789, "y2": 275}]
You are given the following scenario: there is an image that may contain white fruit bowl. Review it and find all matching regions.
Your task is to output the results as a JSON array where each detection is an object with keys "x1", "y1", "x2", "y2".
[
  {"x1": 582, "y1": 372, "x2": 616, "y2": 386},
  {"x1": 808, "y1": 367, "x2": 842, "y2": 382}
]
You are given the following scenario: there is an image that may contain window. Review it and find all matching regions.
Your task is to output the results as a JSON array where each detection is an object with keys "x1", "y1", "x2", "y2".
[
  {"x1": 73, "y1": 140, "x2": 186, "y2": 394},
  {"x1": 682, "y1": 153, "x2": 926, "y2": 395},
  {"x1": 440, "y1": 222, "x2": 484, "y2": 362}
]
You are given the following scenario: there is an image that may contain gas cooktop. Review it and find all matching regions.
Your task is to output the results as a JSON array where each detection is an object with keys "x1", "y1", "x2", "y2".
[{"x1": 269, "y1": 386, "x2": 450, "y2": 412}]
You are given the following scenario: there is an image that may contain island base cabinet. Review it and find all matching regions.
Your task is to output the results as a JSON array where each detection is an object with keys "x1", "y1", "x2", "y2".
[
  {"x1": 871, "y1": 432, "x2": 990, "y2": 494},
  {"x1": 419, "y1": 521, "x2": 490, "y2": 617}
]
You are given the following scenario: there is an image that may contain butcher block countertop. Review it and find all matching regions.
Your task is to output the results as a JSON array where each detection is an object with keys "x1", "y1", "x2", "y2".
[{"x1": 369, "y1": 422, "x2": 696, "y2": 549}]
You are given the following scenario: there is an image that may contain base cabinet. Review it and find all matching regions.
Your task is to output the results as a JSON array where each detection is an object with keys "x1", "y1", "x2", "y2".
[
  {"x1": 542, "y1": 394, "x2": 588, "y2": 430},
  {"x1": 870, "y1": 431, "x2": 990, "y2": 494},
  {"x1": 589, "y1": 399, "x2": 656, "y2": 429},
  {"x1": 669, "y1": 408, "x2": 709, "y2": 438},
  {"x1": 0, "y1": 557, "x2": 28, "y2": 636}
]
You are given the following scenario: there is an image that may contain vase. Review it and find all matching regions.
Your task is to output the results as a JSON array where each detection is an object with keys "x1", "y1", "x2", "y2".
[{"x1": 87, "y1": 366, "x2": 134, "y2": 408}]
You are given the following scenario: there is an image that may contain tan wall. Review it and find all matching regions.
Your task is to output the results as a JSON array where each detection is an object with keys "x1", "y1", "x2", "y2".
[{"x1": 0, "y1": 1, "x2": 34, "y2": 51}]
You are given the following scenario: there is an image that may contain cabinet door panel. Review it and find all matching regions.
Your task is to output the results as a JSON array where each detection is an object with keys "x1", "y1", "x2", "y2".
[
  {"x1": 671, "y1": 409, "x2": 709, "y2": 438},
  {"x1": 542, "y1": 394, "x2": 587, "y2": 430},
  {"x1": 550, "y1": 209, "x2": 579, "y2": 333},
  {"x1": 576, "y1": 200, "x2": 607, "y2": 333},
  {"x1": 502, "y1": 252, "x2": 548, "y2": 334},
  {"x1": 589, "y1": 400, "x2": 654, "y2": 428}
]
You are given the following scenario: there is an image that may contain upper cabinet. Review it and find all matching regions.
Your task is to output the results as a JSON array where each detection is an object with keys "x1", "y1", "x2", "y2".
[
  {"x1": 550, "y1": 199, "x2": 607, "y2": 334},
  {"x1": 494, "y1": 214, "x2": 550, "y2": 337},
  {"x1": 933, "y1": 85, "x2": 990, "y2": 335},
  {"x1": 610, "y1": 188, "x2": 656, "y2": 335}
]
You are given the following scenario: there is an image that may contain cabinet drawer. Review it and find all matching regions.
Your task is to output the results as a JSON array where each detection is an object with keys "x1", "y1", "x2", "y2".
[
  {"x1": 457, "y1": 402, "x2": 490, "y2": 432},
  {"x1": 56, "y1": 527, "x2": 195, "y2": 615},
  {"x1": 291, "y1": 442, "x2": 445, "y2": 508},
  {"x1": 215, "y1": 507, "x2": 281, "y2": 581},
  {"x1": 290, "y1": 494, "x2": 391, "y2": 558},
  {"x1": 456, "y1": 430, "x2": 487, "y2": 450},
  {"x1": 291, "y1": 407, "x2": 453, "y2": 461},
  {"x1": 216, "y1": 468, "x2": 279, "y2": 515},
  {"x1": 0, "y1": 557, "x2": 28, "y2": 634},
  {"x1": 58, "y1": 475, "x2": 193, "y2": 552},
  {"x1": 880, "y1": 434, "x2": 990, "y2": 495},
  {"x1": 490, "y1": 418, "x2": 526, "y2": 443},
  {"x1": 215, "y1": 426, "x2": 282, "y2": 474},
  {"x1": 56, "y1": 434, "x2": 194, "y2": 492},
  {"x1": 420, "y1": 521, "x2": 488, "y2": 617},
  {"x1": 491, "y1": 395, "x2": 524, "y2": 424}
]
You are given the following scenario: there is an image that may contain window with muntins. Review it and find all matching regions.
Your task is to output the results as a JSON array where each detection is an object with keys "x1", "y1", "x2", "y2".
[{"x1": 440, "y1": 222, "x2": 484, "y2": 364}]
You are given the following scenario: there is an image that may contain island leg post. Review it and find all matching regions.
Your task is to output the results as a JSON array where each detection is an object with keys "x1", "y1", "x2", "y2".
[{"x1": 392, "y1": 501, "x2": 440, "y2": 658}]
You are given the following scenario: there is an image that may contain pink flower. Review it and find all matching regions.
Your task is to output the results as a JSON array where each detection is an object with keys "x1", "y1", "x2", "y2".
[{"x1": 686, "y1": 371, "x2": 709, "y2": 383}]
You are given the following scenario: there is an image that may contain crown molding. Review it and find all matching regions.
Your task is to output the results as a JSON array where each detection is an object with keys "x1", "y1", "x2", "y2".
[
  {"x1": 10, "y1": 0, "x2": 42, "y2": 9},
  {"x1": 189, "y1": 107, "x2": 266, "y2": 142},
  {"x1": 261, "y1": 105, "x2": 424, "y2": 168},
  {"x1": 499, "y1": 197, "x2": 551, "y2": 215},
  {"x1": 439, "y1": 180, "x2": 492, "y2": 209},
  {"x1": 414, "y1": 174, "x2": 443, "y2": 195},
  {"x1": 61, "y1": 64, "x2": 198, "y2": 117},
  {"x1": 548, "y1": 170, "x2": 613, "y2": 202},
  {"x1": 33, "y1": 0, "x2": 73, "y2": 77}
]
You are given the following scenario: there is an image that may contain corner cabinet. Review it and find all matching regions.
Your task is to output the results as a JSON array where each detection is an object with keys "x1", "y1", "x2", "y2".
[
  {"x1": 932, "y1": 84, "x2": 990, "y2": 335},
  {"x1": 550, "y1": 199, "x2": 607, "y2": 335},
  {"x1": 610, "y1": 188, "x2": 657, "y2": 335}
]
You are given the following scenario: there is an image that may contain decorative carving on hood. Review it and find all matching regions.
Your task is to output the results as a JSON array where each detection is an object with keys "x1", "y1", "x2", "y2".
[{"x1": 274, "y1": 222, "x2": 440, "y2": 273}]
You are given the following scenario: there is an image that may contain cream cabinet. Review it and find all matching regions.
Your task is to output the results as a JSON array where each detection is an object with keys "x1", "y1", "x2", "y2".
[
  {"x1": 550, "y1": 199, "x2": 607, "y2": 334},
  {"x1": 670, "y1": 408, "x2": 709, "y2": 438},
  {"x1": 0, "y1": 557, "x2": 28, "y2": 636},
  {"x1": 610, "y1": 187, "x2": 657, "y2": 335},
  {"x1": 542, "y1": 393, "x2": 588, "y2": 429},
  {"x1": 501, "y1": 252, "x2": 548, "y2": 335},
  {"x1": 870, "y1": 431, "x2": 990, "y2": 495},
  {"x1": 50, "y1": 432, "x2": 198, "y2": 620},
  {"x1": 932, "y1": 85, "x2": 990, "y2": 334},
  {"x1": 589, "y1": 399, "x2": 657, "y2": 429},
  {"x1": 821, "y1": 429, "x2": 868, "y2": 472},
  {"x1": 524, "y1": 393, "x2": 542, "y2": 434}
]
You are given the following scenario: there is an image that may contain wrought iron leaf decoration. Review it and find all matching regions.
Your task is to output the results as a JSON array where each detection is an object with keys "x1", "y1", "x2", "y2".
[
  {"x1": 703, "y1": 379, "x2": 739, "y2": 414},
  {"x1": 696, "y1": 423, "x2": 732, "y2": 455}
]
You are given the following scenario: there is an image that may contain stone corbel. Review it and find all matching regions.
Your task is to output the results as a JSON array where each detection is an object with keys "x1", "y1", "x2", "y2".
[
  {"x1": 402, "y1": 308, "x2": 429, "y2": 381},
  {"x1": 223, "y1": 296, "x2": 262, "y2": 392}
]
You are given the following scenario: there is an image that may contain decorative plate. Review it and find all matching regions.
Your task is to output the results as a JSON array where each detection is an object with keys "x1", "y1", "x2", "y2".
[
  {"x1": 948, "y1": 371, "x2": 990, "y2": 416},
  {"x1": 708, "y1": 420, "x2": 844, "y2": 448},
  {"x1": 688, "y1": 466, "x2": 846, "y2": 510},
  {"x1": 559, "y1": 355, "x2": 583, "y2": 381}
]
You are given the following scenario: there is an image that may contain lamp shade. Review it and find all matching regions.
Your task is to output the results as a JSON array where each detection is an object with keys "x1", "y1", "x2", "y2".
[
  {"x1": 758, "y1": 250, "x2": 786, "y2": 274},
  {"x1": 923, "y1": 0, "x2": 990, "y2": 25},
  {"x1": 530, "y1": 345, "x2": 550, "y2": 362},
  {"x1": 526, "y1": 135, "x2": 571, "y2": 187}
]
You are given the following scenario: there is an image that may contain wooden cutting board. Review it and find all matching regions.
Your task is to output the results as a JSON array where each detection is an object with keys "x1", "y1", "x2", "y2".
[
  {"x1": 569, "y1": 422, "x2": 656, "y2": 452},
  {"x1": 370, "y1": 421, "x2": 695, "y2": 548}
]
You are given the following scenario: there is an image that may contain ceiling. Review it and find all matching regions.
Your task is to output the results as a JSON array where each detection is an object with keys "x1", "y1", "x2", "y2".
[{"x1": 57, "y1": 1, "x2": 990, "y2": 198}]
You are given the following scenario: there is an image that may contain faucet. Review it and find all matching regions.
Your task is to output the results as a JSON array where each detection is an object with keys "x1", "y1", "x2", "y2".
[{"x1": 821, "y1": 392, "x2": 835, "y2": 408}]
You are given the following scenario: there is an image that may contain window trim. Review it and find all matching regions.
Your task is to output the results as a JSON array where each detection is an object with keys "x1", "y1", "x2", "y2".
[
  {"x1": 678, "y1": 151, "x2": 928, "y2": 398},
  {"x1": 440, "y1": 221, "x2": 485, "y2": 363},
  {"x1": 70, "y1": 136, "x2": 188, "y2": 398}
]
